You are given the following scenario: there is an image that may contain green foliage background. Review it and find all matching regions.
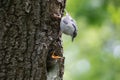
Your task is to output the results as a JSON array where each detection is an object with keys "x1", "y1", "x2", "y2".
[{"x1": 63, "y1": 0, "x2": 120, "y2": 80}]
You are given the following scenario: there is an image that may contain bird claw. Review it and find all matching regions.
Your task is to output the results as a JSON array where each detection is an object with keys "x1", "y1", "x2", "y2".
[{"x1": 53, "y1": 13, "x2": 61, "y2": 19}]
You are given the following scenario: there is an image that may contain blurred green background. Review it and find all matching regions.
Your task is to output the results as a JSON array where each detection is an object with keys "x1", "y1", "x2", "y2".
[{"x1": 62, "y1": 0, "x2": 120, "y2": 80}]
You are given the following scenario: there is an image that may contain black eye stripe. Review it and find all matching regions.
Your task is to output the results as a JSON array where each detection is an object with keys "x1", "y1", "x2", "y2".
[
  {"x1": 72, "y1": 24, "x2": 76, "y2": 31},
  {"x1": 63, "y1": 20, "x2": 68, "y2": 24}
]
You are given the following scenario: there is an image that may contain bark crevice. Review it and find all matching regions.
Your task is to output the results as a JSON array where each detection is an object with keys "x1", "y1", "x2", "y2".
[{"x1": 0, "y1": 0, "x2": 66, "y2": 80}]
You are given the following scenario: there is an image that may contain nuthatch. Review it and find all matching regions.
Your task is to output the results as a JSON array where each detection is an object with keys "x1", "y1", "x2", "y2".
[{"x1": 60, "y1": 10, "x2": 78, "y2": 41}]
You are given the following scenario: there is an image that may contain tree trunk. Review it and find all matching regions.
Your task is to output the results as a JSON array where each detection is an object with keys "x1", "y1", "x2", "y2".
[{"x1": 0, "y1": 0, "x2": 66, "y2": 80}]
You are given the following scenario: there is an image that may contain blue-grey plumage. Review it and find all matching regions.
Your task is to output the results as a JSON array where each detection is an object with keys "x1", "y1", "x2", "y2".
[{"x1": 60, "y1": 11, "x2": 78, "y2": 41}]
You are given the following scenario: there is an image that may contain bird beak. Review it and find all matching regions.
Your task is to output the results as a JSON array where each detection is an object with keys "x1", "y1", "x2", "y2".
[{"x1": 72, "y1": 37, "x2": 74, "y2": 42}]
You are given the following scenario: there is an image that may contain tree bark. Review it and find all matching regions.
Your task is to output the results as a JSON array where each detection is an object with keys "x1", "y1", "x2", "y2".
[{"x1": 0, "y1": 0, "x2": 66, "y2": 80}]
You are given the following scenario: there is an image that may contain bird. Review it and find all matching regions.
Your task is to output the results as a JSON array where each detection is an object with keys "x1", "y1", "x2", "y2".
[{"x1": 60, "y1": 10, "x2": 78, "y2": 41}]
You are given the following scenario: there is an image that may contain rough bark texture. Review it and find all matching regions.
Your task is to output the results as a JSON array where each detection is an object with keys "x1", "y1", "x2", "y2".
[{"x1": 0, "y1": 0, "x2": 66, "y2": 80}]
